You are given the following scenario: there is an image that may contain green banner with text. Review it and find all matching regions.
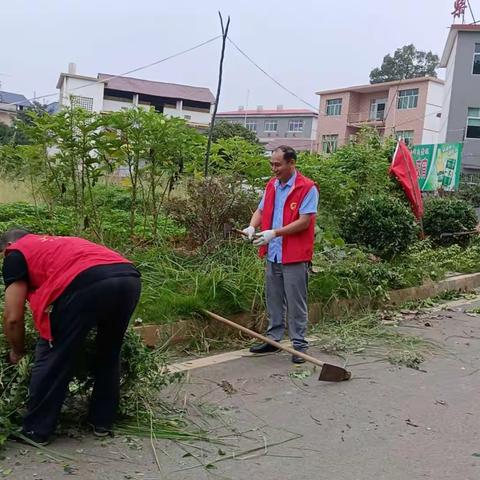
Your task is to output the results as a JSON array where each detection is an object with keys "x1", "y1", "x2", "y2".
[{"x1": 412, "y1": 143, "x2": 462, "y2": 192}]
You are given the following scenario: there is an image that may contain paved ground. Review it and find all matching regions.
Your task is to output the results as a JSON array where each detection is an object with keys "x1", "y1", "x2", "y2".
[{"x1": 3, "y1": 296, "x2": 480, "y2": 479}]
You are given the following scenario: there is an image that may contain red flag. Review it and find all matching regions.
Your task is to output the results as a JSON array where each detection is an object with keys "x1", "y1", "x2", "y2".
[{"x1": 389, "y1": 140, "x2": 424, "y2": 219}]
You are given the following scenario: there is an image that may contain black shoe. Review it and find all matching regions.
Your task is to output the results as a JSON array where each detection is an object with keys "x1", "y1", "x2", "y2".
[
  {"x1": 12, "y1": 430, "x2": 50, "y2": 446},
  {"x1": 249, "y1": 343, "x2": 280, "y2": 354},
  {"x1": 291, "y1": 352, "x2": 307, "y2": 364},
  {"x1": 89, "y1": 423, "x2": 113, "y2": 438}
]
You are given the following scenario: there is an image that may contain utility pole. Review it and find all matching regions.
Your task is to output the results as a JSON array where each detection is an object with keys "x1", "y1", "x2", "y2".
[
  {"x1": 204, "y1": 12, "x2": 230, "y2": 177},
  {"x1": 244, "y1": 89, "x2": 250, "y2": 127}
]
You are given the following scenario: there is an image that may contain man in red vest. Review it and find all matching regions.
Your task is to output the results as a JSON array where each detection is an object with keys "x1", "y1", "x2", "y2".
[
  {"x1": 1, "y1": 229, "x2": 141, "y2": 445},
  {"x1": 242, "y1": 146, "x2": 318, "y2": 363}
]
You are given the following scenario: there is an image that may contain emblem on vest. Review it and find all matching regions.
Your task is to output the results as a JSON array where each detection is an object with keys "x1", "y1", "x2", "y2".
[{"x1": 290, "y1": 202, "x2": 297, "y2": 210}]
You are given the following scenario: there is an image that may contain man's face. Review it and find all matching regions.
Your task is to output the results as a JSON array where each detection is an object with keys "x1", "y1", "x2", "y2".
[{"x1": 270, "y1": 150, "x2": 295, "y2": 183}]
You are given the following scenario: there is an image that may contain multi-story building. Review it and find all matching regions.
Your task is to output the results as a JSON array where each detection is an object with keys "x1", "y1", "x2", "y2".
[
  {"x1": 316, "y1": 77, "x2": 444, "y2": 153},
  {"x1": 217, "y1": 106, "x2": 318, "y2": 152},
  {"x1": 0, "y1": 90, "x2": 31, "y2": 126},
  {"x1": 56, "y1": 64, "x2": 215, "y2": 129},
  {"x1": 439, "y1": 24, "x2": 480, "y2": 171}
]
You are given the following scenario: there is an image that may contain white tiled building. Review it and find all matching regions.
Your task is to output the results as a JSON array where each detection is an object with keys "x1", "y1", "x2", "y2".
[{"x1": 57, "y1": 64, "x2": 215, "y2": 129}]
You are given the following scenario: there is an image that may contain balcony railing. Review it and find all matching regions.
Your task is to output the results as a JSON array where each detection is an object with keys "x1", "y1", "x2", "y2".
[{"x1": 347, "y1": 111, "x2": 385, "y2": 125}]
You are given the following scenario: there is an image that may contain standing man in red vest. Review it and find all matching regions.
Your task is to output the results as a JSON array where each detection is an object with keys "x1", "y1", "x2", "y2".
[
  {"x1": 1, "y1": 229, "x2": 141, "y2": 445},
  {"x1": 242, "y1": 146, "x2": 318, "y2": 363}
]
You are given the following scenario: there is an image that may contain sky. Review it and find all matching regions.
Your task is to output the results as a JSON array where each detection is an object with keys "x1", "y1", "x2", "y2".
[{"x1": 0, "y1": 0, "x2": 472, "y2": 111}]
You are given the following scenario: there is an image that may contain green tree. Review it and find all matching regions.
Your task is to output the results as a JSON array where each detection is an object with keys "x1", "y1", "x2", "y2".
[
  {"x1": 369, "y1": 44, "x2": 439, "y2": 84},
  {"x1": 0, "y1": 123, "x2": 14, "y2": 145},
  {"x1": 211, "y1": 120, "x2": 260, "y2": 145},
  {"x1": 0, "y1": 122, "x2": 29, "y2": 145},
  {"x1": 16, "y1": 101, "x2": 50, "y2": 125},
  {"x1": 140, "y1": 111, "x2": 205, "y2": 238},
  {"x1": 97, "y1": 108, "x2": 149, "y2": 238},
  {"x1": 209, "y1": 137, "x2": 269, "y2": 189}
]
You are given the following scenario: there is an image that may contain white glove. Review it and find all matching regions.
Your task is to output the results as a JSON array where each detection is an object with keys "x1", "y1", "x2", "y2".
[
  {"x1": 253, "y1": 230, "x2": 276, "y2": 246},
  {"x1": 242, "y1": 225, "x2": 256, "y2": 241}
]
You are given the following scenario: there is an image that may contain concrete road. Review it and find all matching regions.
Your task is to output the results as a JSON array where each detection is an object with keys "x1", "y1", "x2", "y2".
[{"x1": 3, "y1": 296, "x2": 480, "y2": 479}]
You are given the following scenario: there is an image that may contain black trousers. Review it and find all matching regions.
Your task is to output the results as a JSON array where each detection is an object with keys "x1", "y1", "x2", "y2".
[{"x1": 23, "y1": 275, "x2": 141, "y2": 438}]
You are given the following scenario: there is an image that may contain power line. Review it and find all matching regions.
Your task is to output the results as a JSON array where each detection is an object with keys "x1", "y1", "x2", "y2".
[
  {"x1": 1, "y1": 35, "x2": 221, "y2": 108},
  {"x1": 466, "y1": 0, "x2": 477, "y2": 23},
  {"x1": 227, "y1": 37, "x2": 319, "y2": 112},
  {"x1": 227, "y1": 37, "x2": 446, "y2": 140}
]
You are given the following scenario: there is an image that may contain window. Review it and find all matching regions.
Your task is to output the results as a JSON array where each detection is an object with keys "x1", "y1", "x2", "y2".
[
  {"x1": 466, "y1": 107, "x2": 480, "y2": 139},
  {"x1": 396, "y1": 130, "x2": 414, "y2": 146},
  {"x1": 264, "y1": 120, "x2": 278, "y2": 132},
  {"x1": 322, "y1": 134, "x2": 338, "y2": 153},
  {"x1": 473, "y1": 43, "x2": 480, "y2": 75},
  {"x1": 326, "y1": 98, "x2": 342, "y2": 116},
  {"x1": 245, "y1": 120, "x2": 257, "y2": 132},
  {"x1": 71, "y1": 95, "x2": 94, "y2": 112},
  {"x1": 397, "y1": 89, "x2": 418, "y2": 109},
  {"x1": 288, "y1": 119, "x2": 304, "y2": 132},
  {"x1": 369, "y1": 99, "x2": 386, "y2": 120}
]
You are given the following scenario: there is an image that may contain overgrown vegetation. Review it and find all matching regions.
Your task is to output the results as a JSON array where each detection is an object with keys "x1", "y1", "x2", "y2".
[
  {"x1": 1, "y1": 107, "x2": 480, "y2": 446},
  {"x1": 0, "y1": 315, "x2": 201, "y2": 448},
  {"x1": 341, "y1": 195, "x2": 419, "y2": 258},
  {"x1": 423, "y1": 196, "x2": 478, "y2": 246}
]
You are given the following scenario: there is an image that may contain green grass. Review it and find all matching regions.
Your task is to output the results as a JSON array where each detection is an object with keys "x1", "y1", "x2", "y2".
[{"x1": 133, "y1": 243, "x2": 265, "y2": 324}]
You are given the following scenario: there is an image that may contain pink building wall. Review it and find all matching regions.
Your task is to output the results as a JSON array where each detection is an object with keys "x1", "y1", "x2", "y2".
[
  {"x1": 318, "y1": 92, "x2": 350, "y2": 145},
  {"x1": 383, "y1": 80, "x2": 429, "y2": 145},
  {"x1": 316, "y1": 78, "x2": 441, "y2": 152}
]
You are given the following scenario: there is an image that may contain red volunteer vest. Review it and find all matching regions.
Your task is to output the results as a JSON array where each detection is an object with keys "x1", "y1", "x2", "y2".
[
  {"x1": 5, "y1": 234, "x2": 132, "y2": 341},
  {"x1": 259, "y1": 171, "x2": 317, "y2": 264}
]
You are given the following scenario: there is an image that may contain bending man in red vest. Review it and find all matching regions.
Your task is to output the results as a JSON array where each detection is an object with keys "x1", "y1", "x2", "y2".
[
  {"x1": 1, "y1": 229, "x2": 141, "y2": 445},
  {"x1": 242, "y1": 145, "x2": 318, "y2": 363}
]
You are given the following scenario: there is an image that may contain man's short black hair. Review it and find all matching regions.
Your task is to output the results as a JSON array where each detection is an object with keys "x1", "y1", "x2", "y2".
[
  {"x1": 0, "y1": 228, "x2": 30, "y2": 251},
  {"x1": 274, "y1": 145, "x2": 297, "y2": 162}
]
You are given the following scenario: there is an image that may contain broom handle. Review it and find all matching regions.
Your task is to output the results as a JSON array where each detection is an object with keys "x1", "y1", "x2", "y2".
[{"x1": 203, "y1": 310, "x2": 325, "y2": 368}]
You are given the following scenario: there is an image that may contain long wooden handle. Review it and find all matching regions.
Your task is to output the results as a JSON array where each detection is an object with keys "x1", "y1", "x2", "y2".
[
  {"x1": 440, "y1": 230, "x2": 478, "y2": 238},
  {"x1": 203, "y1": 310, "x2": 325, "y2": 368}
]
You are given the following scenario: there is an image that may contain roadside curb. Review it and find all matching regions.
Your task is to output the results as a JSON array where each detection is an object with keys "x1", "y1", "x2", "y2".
[
  {"x1": 167, "y1": 292, "x2": 480, "y2": 374},
  {"x1": 135, "y1": 272, "x2": 480, "y2": 348}
]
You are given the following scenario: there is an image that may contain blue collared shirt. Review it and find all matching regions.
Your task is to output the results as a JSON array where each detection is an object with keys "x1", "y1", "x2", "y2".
[{"x1": 258, "y1": 171, "x2": 319, "y2": 263}]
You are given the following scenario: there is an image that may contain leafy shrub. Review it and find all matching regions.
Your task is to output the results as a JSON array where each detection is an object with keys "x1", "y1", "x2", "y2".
[
  {"x1": 311, "y1": 246, "x2": 407, "y2": 301},
  {"x1": 90, "y1": 184, "x2": 133, "y2": 211},
  {"x1": 0, "y1": 318, "x2": 176, "y2": 447},
  {"x1": 341, "y1": 195, "x2": 419, "y2": 258},
  {"x1": 423, "y1": 196, "x2": 478, "y2": 246},
  {"x1": 297, "y1": 128, "x2": 398, "y2": 233},
  {"x1": 0, "y1": 202, "x2": 184, "y2": 250},
  {"x1": 166, "y1": 177, "x2": 259, "y2": 248},
  {"x1": 210, "y1": 120, "x2": 260, "y2": 145},
  {"x1": 457, "y1": 181, "x2": 480, "y2": 208},
  {"x1": 0, "y1": 202, "x2": 76, "y2": 235}
]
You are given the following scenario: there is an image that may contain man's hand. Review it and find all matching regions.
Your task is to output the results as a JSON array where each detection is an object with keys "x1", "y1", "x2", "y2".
[
  {"x1": 253, "y1": 230, "x2": 276, "y2": 246},
  {"x1": 242, "y1": 226, "x2": 256, "y2": 241},
  {"x1": 8, "y1": 349, "x2": 24, "y2": 365}
]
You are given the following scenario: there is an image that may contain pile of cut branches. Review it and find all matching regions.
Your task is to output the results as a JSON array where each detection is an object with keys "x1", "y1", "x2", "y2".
[{"x1": 0, "y1": 318, "x2": 205, "y2": 448}]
